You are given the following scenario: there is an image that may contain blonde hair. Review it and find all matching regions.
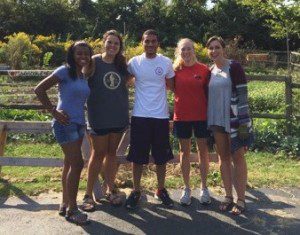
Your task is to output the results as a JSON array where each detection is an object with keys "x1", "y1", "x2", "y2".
[{"x1": 173, "y1": 38, "x2": 197, "y2": 71}]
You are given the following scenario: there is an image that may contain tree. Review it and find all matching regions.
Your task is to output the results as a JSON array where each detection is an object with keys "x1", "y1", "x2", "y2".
[
  {"x1": 238, "y1": 0, "x2": 300, "y2": 49},
  {"x1": 206, "y1": 0, "x2": 278, "y2": 49}
]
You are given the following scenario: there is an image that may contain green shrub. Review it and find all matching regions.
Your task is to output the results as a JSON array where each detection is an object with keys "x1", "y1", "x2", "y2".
[
  {"x1": 0, "y1": 41, "x2": 6, "y2": 63},
  {"x1": 252, "y1": 119, "x2": 300, "y2": 157},
  {"x1": 86, "y1": 37, "x2": 103, "y2": 55},
  {"x1": 163, "y1": 47, "x2": 175, "y2": 60},
  {"x1": 248, "y1": 81, "x2": 285, "y2": 113},
  {"x1": 125, "y1": 43, "x2": 163, "y2": 60},
  {"x1": 2, "y1": 32, "x2": 41, "y2": 69},
  {"x1": 194, "y1": 42, "x2": 210, "y2": 63},
  {"x1": 42, "y1": 52, "x2": 53, "y2": 68},
  {"x1": 0, "y1": 109, "x2": 50, "y2": 121}
]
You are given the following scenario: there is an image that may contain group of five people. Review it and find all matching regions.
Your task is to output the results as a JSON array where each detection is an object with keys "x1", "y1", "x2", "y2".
[{"x1": 34, "y1": 29, "x2": 253, "y2": 225}]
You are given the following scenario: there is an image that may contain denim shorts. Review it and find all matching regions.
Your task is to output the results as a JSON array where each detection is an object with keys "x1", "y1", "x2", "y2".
[{"x1": 52, "y1": 121, "x2": 85, "y2": 145}]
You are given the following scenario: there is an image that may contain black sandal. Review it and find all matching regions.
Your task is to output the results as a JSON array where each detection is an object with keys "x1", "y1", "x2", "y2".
[
  {"x1": 65, "y1": 209, "x2": 90, "y2": 225},
  {"x1": 219, "y1": 196, "x2": 234, "y2": 212},
  {"x1": 231, "y1": 199, "x2": 246, "y2": 215},
  {"x1": 81, "y1": 195, "x2": 96, "y2": 212}
]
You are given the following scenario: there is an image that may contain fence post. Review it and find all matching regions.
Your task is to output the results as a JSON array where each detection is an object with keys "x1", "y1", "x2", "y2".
[
  {"x1": 285, "y1": 75, "x2": 293, "y2": 135},
  {"x1": 0, "y1": 124, "x2": 8, "y2": 174}
]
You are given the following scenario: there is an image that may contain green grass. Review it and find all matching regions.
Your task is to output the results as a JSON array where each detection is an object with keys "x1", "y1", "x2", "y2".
[{"x1": 1, "y1": 142, "x2": 299, "y2": 197}]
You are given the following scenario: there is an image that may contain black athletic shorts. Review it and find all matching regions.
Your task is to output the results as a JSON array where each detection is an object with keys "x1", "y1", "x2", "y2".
[
  {"x1": 173, "y1": 121, "x2": 210, "y2": 139},
  {"x1": 88, "y1": 126, "x2": 127, "y2": 136},
  {"x1": 127, "y1": 116, "x2": 174, "y2": 165}
]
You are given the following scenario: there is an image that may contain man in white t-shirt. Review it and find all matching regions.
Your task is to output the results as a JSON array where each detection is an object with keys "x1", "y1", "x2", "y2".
[{"x1": 125, "y1": 29, "x2": 175, "y2": 209}]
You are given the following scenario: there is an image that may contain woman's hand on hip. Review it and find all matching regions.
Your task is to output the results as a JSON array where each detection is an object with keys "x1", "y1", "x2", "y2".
[{"x1": 53, "y1": 109, "x2": 70, "y2": 125}]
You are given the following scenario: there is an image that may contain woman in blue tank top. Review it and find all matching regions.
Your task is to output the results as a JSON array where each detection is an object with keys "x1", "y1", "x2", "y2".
[
  {"x1": 35, "y1": 41, "x2": 92, "y2": 225},
  {"x1": 82, "y1": 30, "x2": 130, "y2": 211}
]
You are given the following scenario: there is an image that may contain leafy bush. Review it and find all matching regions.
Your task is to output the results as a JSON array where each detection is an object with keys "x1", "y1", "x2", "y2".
[
  {"x1": 0, "y1": 109, "x2": 51, "y2": 121},
  {"x1": 252, "y1": 119, "x2": 300, "y2": 157},
  {"x1": 248, "y1": 81, "x2": 285, "y2": 113},
  {"x1": 125, "y1": 43, "x2": 145, "y2": 60},
  {"x1": 2, "y1": 32, "x2": 41, "y2": 69},
  {"x1": 125, "y1": 43, "x2": 163, "y2": 60},
  {"x1": 0, "y1": 41, "x2": 6, "y2": 63},
  {"x1": 86, "y1": 38, "x2": 103, "y2": 55},
  {"x1": 42, "y1": 52, "x2": 53, "y2": 68},
  {"x1": 33, "y1": 35, "x2": 66, "y2": 66},
  {"x1": 194, "y1": 43, "x2": 210, "y2": 63}
]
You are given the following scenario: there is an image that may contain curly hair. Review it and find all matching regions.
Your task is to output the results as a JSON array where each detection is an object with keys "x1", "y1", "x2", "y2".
[{"x1": 66, "y1": 41, "x2": 93, "y2": 79}]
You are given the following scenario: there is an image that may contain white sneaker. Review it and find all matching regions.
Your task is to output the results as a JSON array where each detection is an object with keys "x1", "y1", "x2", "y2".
[
  {"x1": 200, "y1": 188, "x2": 211, "y2": 205},
  {"x1": 180, "y1": 188, "x2": 192, "y2": 206}
]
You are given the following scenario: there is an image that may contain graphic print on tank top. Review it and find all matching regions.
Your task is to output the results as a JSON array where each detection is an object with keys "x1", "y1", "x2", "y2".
[{"x1": 103, "y1": 71, "x2": 121, "y2": 89}]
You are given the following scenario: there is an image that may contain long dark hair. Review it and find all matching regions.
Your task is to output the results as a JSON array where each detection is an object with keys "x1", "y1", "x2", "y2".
[
  {"x1": 103, "y1": 30, "x2": 127, "y2": 75},
  {"x1": 66, "y1": 41, "x2": 93, "y2": 80}
]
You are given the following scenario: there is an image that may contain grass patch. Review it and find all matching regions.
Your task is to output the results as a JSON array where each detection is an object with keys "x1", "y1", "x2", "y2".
[{"x1": 1, "y1": 142, "x2": 299, "y2": 197}]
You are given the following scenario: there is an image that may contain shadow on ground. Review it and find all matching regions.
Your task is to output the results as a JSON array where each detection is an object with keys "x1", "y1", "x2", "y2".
[{"x1": 0, "y1": 179, "x2": 299, "y2": 234}]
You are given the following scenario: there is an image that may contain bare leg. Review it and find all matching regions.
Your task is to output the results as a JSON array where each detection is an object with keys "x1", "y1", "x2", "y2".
[
  {"x1": 132, "y1": 163, "x2": 143, "y2": 191},
  {"x1": 105, "y1": 133, "x2": 123, "y2": 193},
  {"x1": 61, "y1": 159, "x2": 70, "y2": 205},
  {"x1": 214, "y1": 132, "x2": 232, "y2": 199},
  {"x1": 85, "y1": 135, "x2": 108, "y2": 197},
  {"x1": 61, "y1": 138, "x2": 84, "y2": 211},
  {"x1": 179, "y1": 138, "x2": 191, "y2": 189},
  {"x1": 232, "y1": 147, "x2": 247, "y2": 201},
  {"x1": 156, "y1": 164, "x2": 166, "y2": 190},
  {"x1": 196, "y1": 138, "x2": 209, "y2": 189}
]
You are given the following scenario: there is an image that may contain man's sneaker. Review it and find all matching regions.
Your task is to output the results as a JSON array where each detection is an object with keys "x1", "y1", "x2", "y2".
[
  {"x1": 179, "y1": 188, "x2": 192, "y2": 206},
  {"x1": 154, "y1": 188, "x2": 174, "y2": 207},
  {"x1": 200, "y1": 188, "x2": 211, "y2": 205},
  {"x1": 125, "y1": 190, "x2": 141, "y2": 209}
]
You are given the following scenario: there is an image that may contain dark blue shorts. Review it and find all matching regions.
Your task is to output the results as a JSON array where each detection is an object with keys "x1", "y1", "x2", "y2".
[
  {"x1": 127, "y1": 116, "x2": 174, "y2": 165},
  {"x1": 87, "y1": 126, "x2": 127, "y2": 136},
  {"x1": 173, "y1": 121, "x2": 210, "y2": 139}
]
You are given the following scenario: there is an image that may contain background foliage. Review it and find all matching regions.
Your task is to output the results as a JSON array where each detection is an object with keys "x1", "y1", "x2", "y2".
[{"x1": 0, "y1": 0, "x2": 299, "y2": 50}]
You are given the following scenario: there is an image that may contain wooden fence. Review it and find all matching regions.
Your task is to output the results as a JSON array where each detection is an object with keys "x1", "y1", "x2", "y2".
[
  {"x1": 0, "y1": 65, "x2": 299, "y2": 169},
  {"x1": 0, "y1": 120, "x2": 218, "y2": 171}
]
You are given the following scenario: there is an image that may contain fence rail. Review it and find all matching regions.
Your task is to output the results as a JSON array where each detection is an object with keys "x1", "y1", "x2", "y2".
[
  {"x1": 0, "y1": 62, "x2": 299, "y2": 170},
  {"x1": 1, "y1": 72, "x2": 299, "y2": 120},
  {"x1": 0, "y1": 121, "x2": 218, "y2": 170}
]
